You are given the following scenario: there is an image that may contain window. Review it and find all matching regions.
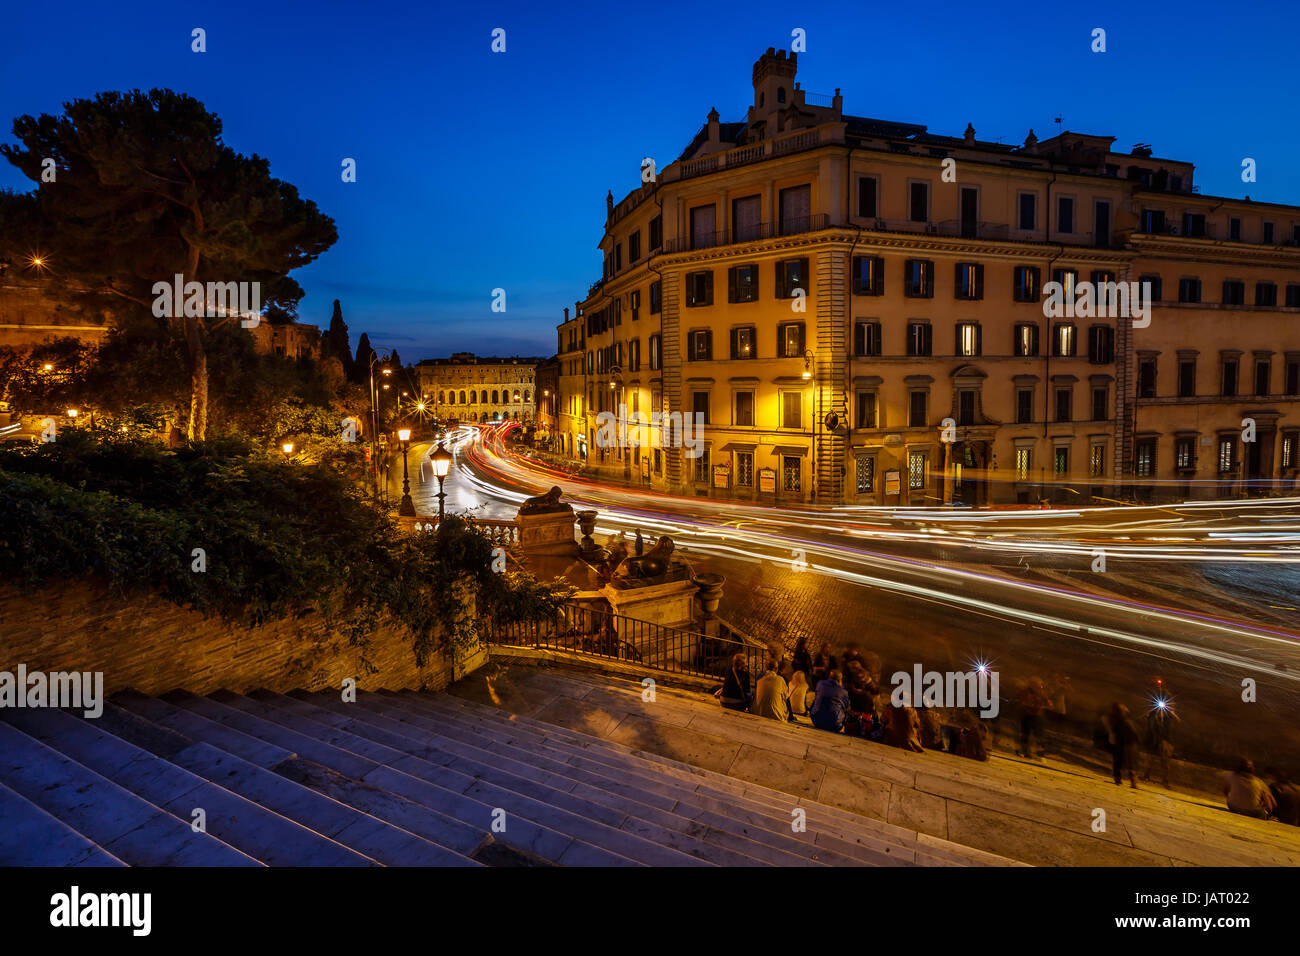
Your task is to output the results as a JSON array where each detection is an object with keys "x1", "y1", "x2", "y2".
[
  {"x1": 904, "y1": 259, "x2": 934, "y2": 298},
  {"x1": 685, "y1": 270, "x2": 713, "y2": 307},
  {"x1": 1178, "y1": 278, "x2": 1201, "y2": 303},
  {"x1": 853, "y1": 256, "x2": 884, "y2": 295},
  {"x1": 1140, "y1": 274, "x2": 1163, "y2": 302},
  {"x1": 694, "y1": 448, "x2": 710, "y2": 484},
  {"x1": 653, "y1": 449, "x2": 661, "y2": 474},
  {"x1": 1282, "y1": 433, "x2": 1297, "y2": 470},
  {"x1": 1088, "y1": 326, "x2": 1114, "y2": 364},
  {"x1": 1058, "y1": 197, "x2": 1075, "y2": 234},
  {"x1": 1014, "y1": 323, "x2": 1040, "y2": 357},
  {"x1": 628, "y1": 338, "x2": 641, "y2": 372},
  {"x1": 731, "y1": 326, "x2": 756, "y2": 359},
  {"x1": 783, "y1": 456, "x2": 801, "y2": 492},
  {"x1": 1286, "y1": 359, "x2": 1300, "y2": 396},
  {"x1": 1018, "y1": 193, "x2": 1037, "y2": 231},
  {"x1": 650, "y1": 280, "x2": 661, "y2": 314},
  {"x1": 692, "y1": 391, "x2": 710, "y2": 425},
  {"x1": 1055, "y1": 387, "x2": 1072, "y2": 422},
  {"x1": 688, "y1": 329, "x2": 712, "y2": 361},
  {"x1": 907, "y1": 322, "x2": 933, "y2": 356},
  {"x1": 1229, "y1": 218, "x2": 1241, "y2": 241},
  {"x1": 775, "y1": 258, "x2": 809, "y2": 298},
  {"x1": 1222, "y1": 358, "x2": 1238, "y2": 396},
  {"x1": 1054, "y1": 446, "x2": 1069, "y2": 476},
  {"x1": 856, "y1": 456, "x2": 875, "y2": 493},
  {"x1": 855, "y1": 321, "x2": 882, "y2": 357},
  {"x1": 728, "y1": 265, "x2": 758, "y2": 303},
  {"x1": 1053, "y1": 323, "x2": 1077, "y2": 357},
  {"x1": 956, "y1": 322, "x2": 981, "y2": 357},
  {"x1": 1090, "y1": 444, "x2": 1106, "y2": 478},
  {"x1": 1178, "y1": 359, "x2": 1196, "y2": 397},
  {"x1": 1052, "y1": 269, "x2": 1078, "y2": 300},
  {"x1": 1175, "y1": 437, "x2": 1194, "y2": 470},
  {"x1": 649, "y1": 215, "x2": 662, "y2": 251},
  {"x1": 857, "y1": 176, "x2": 878, "y2": 219},
  {"x1": 627, "y1": 230, "x2": 640, "y2": 263},
  {"x1": 629, "y1": 289, "x2": 641, "y2": 322},
  {"x1": 1138, "y1": 358, "x2": 1157, "y2": 398},
  {"x1": 954, "y1": 262, "x2": 983, "y2": 300},
  {"x1": 908, "y1": 450, "x2": 928, "y2": 489},
  {"x1": 1256, "y1": 282, "x2": 1278, "y2": 307},
  {"x1": 733, "y1": 195, "x2": 762, "y2": 242},
  {"x1": 689, "y1": 204, "x2": 716, "y2": 249},
  {"x1": 1263, "y1": 222, "x2": 1275, "y2": 244},
  {"x1": 1222, "y1": 280, "x2": 1245, "y2": 306},
  {"x1": 958, "y1": 390, "x2": 976, "y2": 426},
  {"x1": 1094, "y1": 201, "x2": 1111, "y2": 247},
  {"x1": 1141, "y1": 209, "x2": 1166, "y2": 233},
  {"x1": 857, "y1": 391, "x2": 877, "y2": 429},
  {"x1": 777, "y1": 87, "x2": 786, "y2": 104},
  {"x1": 1255, "y1": 360, "x2": 1271, "y2": 396},
  {"x1": 779, "y1": 185, "x2": 811, "y2": 235},
  {"x1": 614, "y1": 243, "x2": 623, "y2": 272},
  {"x1": 737, "y1": 452, "x2": 753, "y2": 487},
  {"x1": 649, "y1": 334, "x2": 661, "y2": 370},
  {"x1": 1016, "y1": 388, "x2": 1034, "y2": 424},
  {"x1": 1015, "y1": 447, "x2": 1032, "y2": 481},
  {"x1": 778, "y1": 322, "x2": 805, "y2": 358},
  {"x1": 909, "y1": 182, "x2": 929, "y2": 223},
  {"x1": 1136, "y1": 439, "x2": 1155, "y2": 478},
  {"x1": 1218, "y1": 437, "x2": 1235, "y2": 474},
  {"x1": 1013, "y1": 266, "x2": 1041, "y2": 302},
  {"x1": 908, "y1": 391, "x2": 928, "y2": 428},
  {"x1": 1183, "y1": 213, "x2": 1206, "y2": 238},
  {"x1": 1289, "y1": 285, "x2": 1300, "y2": 308},
  {"x1": 781, "y1": 392, "x2": 802, "y2": 429},
  {"x1": 734, "y1": 391, "x2": 754, "y2": 426}
]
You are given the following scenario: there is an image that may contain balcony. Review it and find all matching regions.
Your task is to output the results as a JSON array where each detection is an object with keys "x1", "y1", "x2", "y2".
[{"x1": 663, "y1": 214, "x2": 831, "y2": 254}]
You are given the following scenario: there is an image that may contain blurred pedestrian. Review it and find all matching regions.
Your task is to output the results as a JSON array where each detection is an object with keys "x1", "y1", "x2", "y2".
[
  {"x1": 1264, "y1": 768, "x2": 1300, "y2": 826},
  {"x1": 883, "y1": 700, "x2": 924, "y2": 752},
  {"x1": 787, "y1": 670, "x2": 811, "y2": 718},
  {"x1": 1017, "y1": 678, "x2": 1052, "y2": 759},
  {"x1": 1224, "y1": 758, "x2": 1276, "y2": 819},
  {"x1": 634, "y1": 528, "x2": 645, "y2": 556},
  {"x1": 1102, "y1": 702, "x2": 1140, "y2": 788},
  {"x1": 718, "y1": 654, "x2": 752, "y2": 713},
  {"x1": 1142, "y1": 701, "x2": 1180, "y2": 788},
  {"x1": 791, "y1": 635, "x2": 813, "y2": 683}
]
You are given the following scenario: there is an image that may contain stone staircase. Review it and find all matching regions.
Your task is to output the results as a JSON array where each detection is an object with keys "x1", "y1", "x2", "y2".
[
  {"x1": 459, "y1": 661, "x2": 1300, "y2": 866},
  {"x1": 0, "y1": 681, "x2": 1007, "y2": 867}
]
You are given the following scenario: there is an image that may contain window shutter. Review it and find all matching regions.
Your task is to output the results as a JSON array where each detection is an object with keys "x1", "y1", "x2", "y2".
[
  {"x1": 730, "y1": 327, "x2": 739, "y2": 359},
  {"x1": 799, "y1": 259, "x2": 810, "y2": 296},
  {"x1": 704, "y1": 331, "x2": 712, "y2": 361},
  {"x1": 777, "y1": 324, "x2": 785, "y2": 357},
  {"x1": 976, "y1": 324, "x2": 983, "y2": 356},
  {"x1": 855, "y1": 323, "x2": 865, "y2": 356},
  {"x1": 775, "y1": 262, "x2": 787, "y2": 298},
  {"x1": 797, "y1": 324, "x2": 806, "y2": 355},
  {"x1": 954, "y1": 323, "x2": 962, "y2": 354},
  {"x1": 923, "y1": 325, "x2": 933, "y2": 355},
  {"x1": 975, "y1": 265, "x2": 984, "y2": 299},
  {"x1": 728, "y1": 268, "x2": 737, "y2": 303}
]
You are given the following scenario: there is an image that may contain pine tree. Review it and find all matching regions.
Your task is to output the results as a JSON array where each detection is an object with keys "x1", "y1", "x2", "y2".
[
  {"x1": 353, "y1": 332, "x2": 376, "y2": 383},
  {"x1": 323, "y1": 299, "x2": 353, "y2": 377}
]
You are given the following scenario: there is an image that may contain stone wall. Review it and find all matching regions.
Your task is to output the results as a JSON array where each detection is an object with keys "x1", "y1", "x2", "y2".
[{"x1": 0, "y1": 581, "x2": 486, "y2": 697}]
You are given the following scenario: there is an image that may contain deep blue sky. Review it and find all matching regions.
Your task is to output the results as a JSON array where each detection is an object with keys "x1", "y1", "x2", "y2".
[{"x1": 3, "y1": 0, "x2": 1297, "y2": 360}]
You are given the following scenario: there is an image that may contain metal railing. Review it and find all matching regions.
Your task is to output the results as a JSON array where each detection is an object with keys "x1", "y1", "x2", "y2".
[
  {"x1": 662, "y1": 214, "x2": 832, "y2": 254},
  {"x1": 492, "y1": 602, "x2": 768, "y2": 680}
]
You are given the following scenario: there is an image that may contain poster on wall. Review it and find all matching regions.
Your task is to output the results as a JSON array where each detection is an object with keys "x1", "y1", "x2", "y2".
[
  {"x1": 758, "y1": 468, "x2": 777, "y2": 493},
  {"x1": 884, "y1": 470, "x2": 902, "y2": 496},
  {"x1": 713, "y1": 464, "x2": 730, "y2": 488}
]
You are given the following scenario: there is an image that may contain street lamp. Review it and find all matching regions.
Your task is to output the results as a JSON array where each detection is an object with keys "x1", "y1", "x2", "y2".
[
  {"x1": 397, "y1": 428, "x2": 416, "y2": 517},
  {"x1": 801, "y1": 349, "x2": 814, "y2": 380},
  {"x1": 282, "y1": 442, "x2": 294, "y2": 458},
  {"x1": 429, "y1": 440, "x2": 453, "y2": 524}
]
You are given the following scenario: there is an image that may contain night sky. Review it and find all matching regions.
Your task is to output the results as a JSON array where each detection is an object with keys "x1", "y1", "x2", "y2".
[{"x1": 3, "y1": 0, "x2": 1296, "y2": 360}]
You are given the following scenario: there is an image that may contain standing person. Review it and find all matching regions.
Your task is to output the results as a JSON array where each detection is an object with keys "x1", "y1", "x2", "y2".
[
  {"x1": 718, "y1": 654, "x2": 753, "y2": 713},
  {"x1": 810, "y1": 669, "x2": 851, "y2": 733},
  {"x1": 1017, "y1": 678, "x2": 1051, "y2": 759},
  {"x1": 634, "y1": 528, "x2": 645, "y2": 556},
  {"x1": 1223, "y1": 759, "x2": 1276, "y2": 819},
  {"x1": 753, "y1": 662, "x2": 791, "y2": 723},
  {"x1": 791, "y1": 635, "x2": 813, "y2": 684},
  {"x1": 1102, "y1": 702, "x2": 1141, "y2": 788},
  {"x1": 787, "y1": 670, "x2": 811, "y2": 719},
  {"x1": 1142, "y1": 701, "x2": 1180, "y2": 788}
]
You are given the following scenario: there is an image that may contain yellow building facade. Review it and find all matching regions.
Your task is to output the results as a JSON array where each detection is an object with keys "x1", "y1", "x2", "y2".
[
  {"x1": 553, "y1": 49, "x2": 1300, "y2": 505},
  {"x1": 415, "y1": 353, "x2": 539, "y2": 424}
]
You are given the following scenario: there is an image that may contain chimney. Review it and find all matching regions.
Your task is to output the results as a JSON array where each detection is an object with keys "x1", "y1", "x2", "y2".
[
  {"x1": 563, "y1": 307, "x2": 569, "y2": 321},
  {"x1": 707, "y1": 107, "x2": 720, "y2": 146},
  {"x1": 832, "y1": 88, "x2": 842, "y2": 118},
  {"x1": 964, "y1": 123, "x2": 976, "y2": 146}
]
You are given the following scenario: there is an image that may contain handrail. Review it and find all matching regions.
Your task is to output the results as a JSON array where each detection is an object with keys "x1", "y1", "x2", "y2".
[{"x1": 491, "y1": 602, "x2": 768, "y2": 680}]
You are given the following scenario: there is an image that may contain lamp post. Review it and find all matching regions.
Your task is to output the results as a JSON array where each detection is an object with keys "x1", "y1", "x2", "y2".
[
  {"x1": 397, "y1": 428, "x2": 416, "y2": 516},
  {"x1": 429, "y1": 440, "x2": 453, "y2": 524},
  {"x1": 367, "y1": 348, "x2": 397, "y2": 501},
  {"x1": 282, "y1": 441, "x2": 294, "y2": 459}
]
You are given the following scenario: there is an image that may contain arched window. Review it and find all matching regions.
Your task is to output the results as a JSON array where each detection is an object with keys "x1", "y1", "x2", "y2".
[
  {"x1": 469, "y1": 391, "x2": 476, "y2": 403},
  {"x1": 759, "y1": 92, "x2": 765, "y2": 108},
  {"x1": 480, "y1": 390, "x2": 488, "y2": 404},
  {"x1": 458, "y1": 390, "x2": 466, "y2": 405},
  {"x1": 438, "y1": 391, "x2": 444, "y2": 403},
  {"x1": 777, "y1": 87, "x2": 786, "y2": 104},
  {"x1": 523, "y1": 389, "x2": 530, "y2": 403},
  {"x1": 492, "y1": 390, "x2": 500, "y2": 404}
]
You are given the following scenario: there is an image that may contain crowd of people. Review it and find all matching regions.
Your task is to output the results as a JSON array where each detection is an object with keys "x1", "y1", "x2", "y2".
[{"x1": 714, "y1": 640, "x2": 1300, "y2": 827}]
